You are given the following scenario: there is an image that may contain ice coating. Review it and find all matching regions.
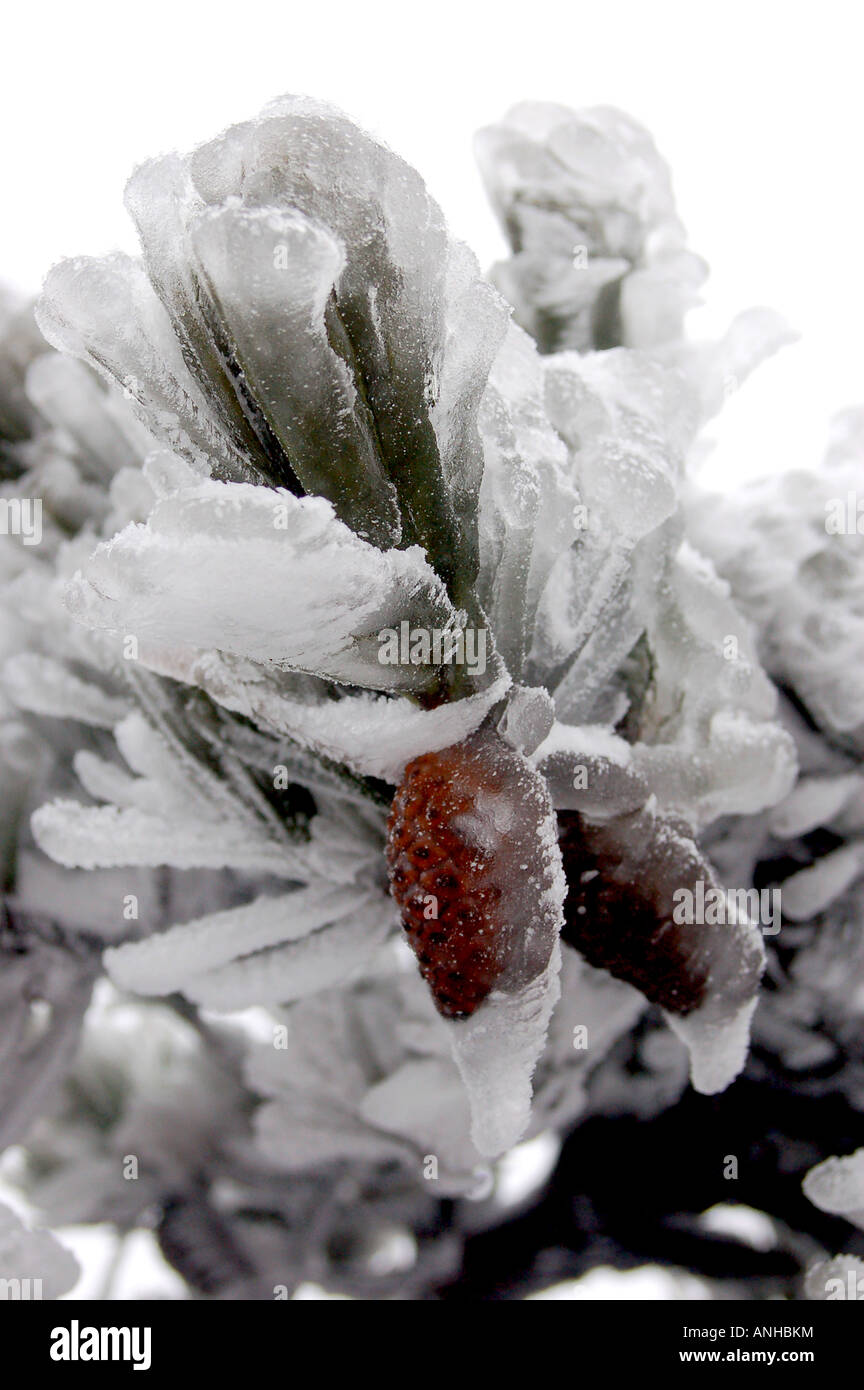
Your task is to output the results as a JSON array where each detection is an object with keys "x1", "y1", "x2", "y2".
[
  {"x1": 0, "y1": 291, "x2": 151, "y2": 564},
  {"x1": 521, "y1": 343, "x2": 782, "y2": 797},
  {"x1": 495, "y1": 683, "x2": 556, "y2": 757},
  {"x1": 543, "y1": 350, "x2": 692, "y2": 545},
  {"x1": 803, "y1": 1149, "x2": 864, "y2": 1231},
  {"x1": 30, "y1": 702, "x2": 318, "y2": 883},
  {"x1": 625, "y1": 539, "x2": 796, "y2": 825},
  {"x1": 450, "y1": 945, "x2": 562, "y2": 1158},
  {"x1": 24, "y1": 351, "x2": 149, "y2": 485},
  {"x1": 188, "y1": 201, "x2": 403, "y2": 547},
  {"x1": 527, "y1": 347, "x2": 697, "y2": 722},
  {"x1": 532, "y1": 720, "x2": 649, "y2": 821},
  {"x1": 532, "y1": 531, "x2": 798, "y2": 829},
  {"x1": 37, "y1": 252, "x2": 253, "y2": 483},
  {"x1": 477, "y1": 323, "x2": 580, "y2": 678}
]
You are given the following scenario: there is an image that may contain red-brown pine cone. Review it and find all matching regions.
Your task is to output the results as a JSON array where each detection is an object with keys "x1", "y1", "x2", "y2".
[
  {"x1": 557, "y1": 809, "x2": 710, "y2": 1015},
  {"x1": 386, "y1": 736, "x2": 506, "y2": 1019},
  {"x1": 389, "y1": 728, "x2": 723, "y2": 1023}
]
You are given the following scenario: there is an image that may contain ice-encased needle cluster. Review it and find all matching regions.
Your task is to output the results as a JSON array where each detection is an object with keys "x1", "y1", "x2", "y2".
[{"x1": 0, "y1": 96, "x2": 859, "y2": 1299}]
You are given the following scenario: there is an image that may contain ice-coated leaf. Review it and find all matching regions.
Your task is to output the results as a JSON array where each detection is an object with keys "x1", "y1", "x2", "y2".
[
  {"x1": 531, "y1": 532, "x2": 666, "y2": 726},
  {"x1": 496, "y1": 684, "x2": 556, "y2": 757},
  {"x1": 18, "y1": 455, "x2": 109, "y2": 535},
  {"x1": 192, "y1": 672, "x2": 512, "y2": 784},
  {"x1": 475, "y1": 102, "x2": 705, "y2": 353},
  {"x1": 490, "y1": 253, "x2": 629, "y2": 357},
  {"x1": 249, "y1": 981, "x2": 481, "y2": 1184},
  {"x1": 431, "y1": 240, "x2": 512, "y2": 571},
  {"x1": 64, "y1": 479, "x2": 464, "y2": 696},
  {"x1": 182, "y1": 897, "x2": 395, "y2": 1010},
  {"x1": 803, "y1": 1150, "x2": 864, "y2": 1231},
  {"x1": 527, "y1": 347, "x2": 699, "y2": 718},
  {"x1": 110, "y1": 690, "x2": 309, "y2": 850},
  {"x1": 0, "y1": 725, "x2": 51, "y2": 888},
  {"x1": 104, "y1": 884, "x2": 364, "y2": 996},
  {"x1": 188, "y1": 203, "x2": 401, "y2": 545},
  {"x1": 0, "y1": 287, "x2": 46, "y2": 448},
  {"x1": 686, "y1": 448, "x2": 864, "y2": 747},
  {"x1": 123, "y1": 153, "x2": 303, "y2": 494},
  {"x1": 360, "y1": 1057, "x2": 477, "y2": 1180},
  {"x1": 37, "y1": 254, "x2": 255, "y2": 482},
  {"x1": 13, "y1": 849, "x2": 171, "y2": 942},
  {"x1": 619, "y1": 250, "x2": 708, "y2": 352},
  {"x1": 249, "y1": 984, "x2": 430, "y2": 1174},
  {"x1": 72, "y1": 749, "x2": 159, "y2": 812},
  {"x1": 624, "y1": 542, "x2": 798, "y2": 824},
  {"x1": 477, "y1": 324, "x2": 580, "y2": 677},
  {"x1": 186, "y1": 94, "x2": 509, "y2": 604},
  {"x1": 543, "y1": 350, "x2": 695, "y2": 544},
  {"x1": 531, "y1": 720, "x2": 649, "y2": 820},
  {"x1": 0, "y1": 1202, "x2": 80, "y2": 1298},
  {"x1": 632, "y1": 707, "x2": 799, "y2": 825},
  {"x1": 32, "y1": 799, "x2": 303, "y2": 877},
  {"x1": 3, "y1": 652, "x2": 130, "y2": 727},
  {"x1": 781, "y1": 844, "x2": 864, "y2": 921},
  {"x1": 25, "y1": 352, "x2": 142, "y2": 485},
  {"x1": 769, "y1": 772, "x2": 863, "y2": 839},
  {"x1": 476, "y1": 102, "x2": 682, "y2": 264},
  {"x1": 804, "y1": 1255, "x2": 864, "y2": 1301},
  {"x1": 536, "y1": 351, "x2": 691, "y2": 694},
  {"x1": 46, "y1": 97, "x2": 510, "y2": 609},
  {"x1": 255, "y1": 1088, "x2": 417, "y2": 1174},
  {"x1": 0, "y1": 903, "x2": 99, "y2": 1149},
  {"x1": 660, "y1": 306, "x2": 797, "y2": 423}
]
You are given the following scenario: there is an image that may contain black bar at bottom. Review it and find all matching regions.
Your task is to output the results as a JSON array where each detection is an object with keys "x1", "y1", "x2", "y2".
[{"x1": 2, "y1": 1296, "x2": 859, "y2": 1375}]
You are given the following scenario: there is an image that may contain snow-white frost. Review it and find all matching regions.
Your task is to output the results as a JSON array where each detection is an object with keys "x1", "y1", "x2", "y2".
[{"x1": 65, "y1": 481, "x2": 462, "y2": 695}]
